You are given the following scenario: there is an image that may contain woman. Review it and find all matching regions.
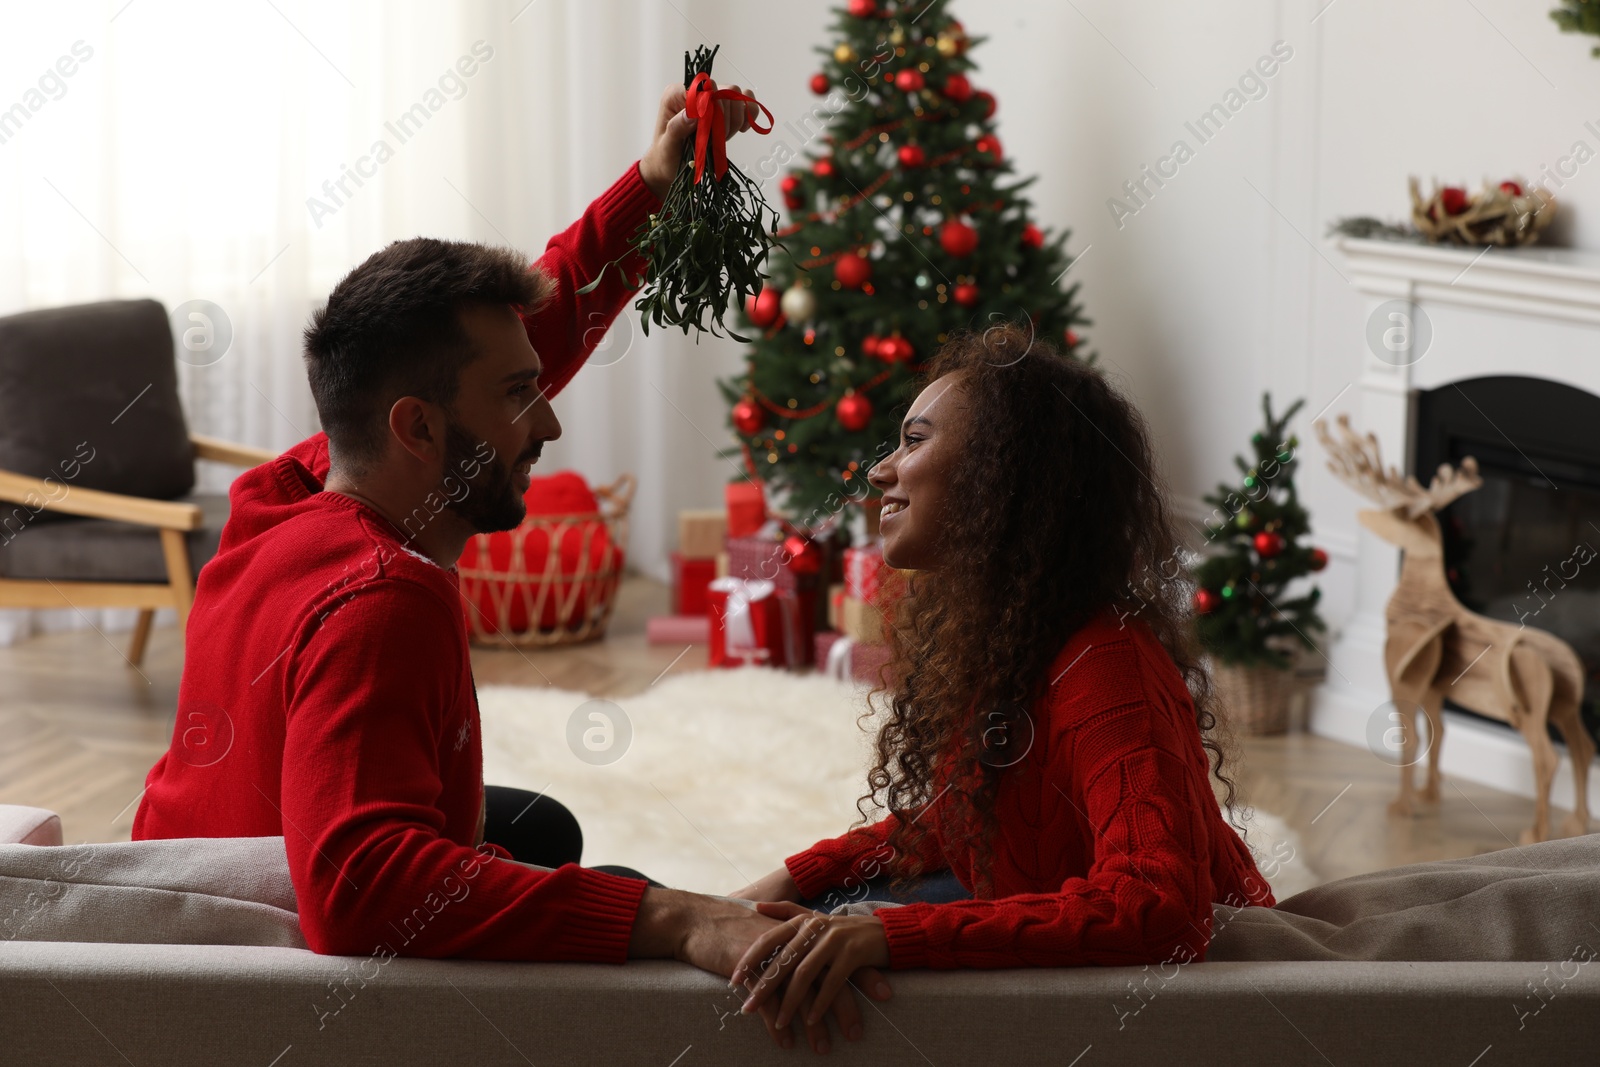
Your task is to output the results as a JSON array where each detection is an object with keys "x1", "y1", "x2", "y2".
[{"x1": 731, "y1": 324, "x2": 1277, "y2": 1034}]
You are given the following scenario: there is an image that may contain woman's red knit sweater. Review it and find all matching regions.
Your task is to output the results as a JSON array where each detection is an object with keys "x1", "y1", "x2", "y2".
[
  {"x1": 132, "y1": 162, "x2": 660, "y2": 962},
  {"x1": 785, "y1": 609, "x2": 1277, "y2": 969}
]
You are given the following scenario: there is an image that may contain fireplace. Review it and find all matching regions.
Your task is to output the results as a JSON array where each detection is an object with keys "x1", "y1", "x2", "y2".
[
  {"x1": 1311, "y1": 237, "x2": 1600, "y2": 809},
  {"x1": 1413, "y1": 375, "x2": 1600, "y2": 748}
]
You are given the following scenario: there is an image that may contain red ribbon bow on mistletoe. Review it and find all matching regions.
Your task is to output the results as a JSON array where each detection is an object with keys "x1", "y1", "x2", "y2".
[{"x1": 685, "y1": 72, "x2": 775, "y2": 184}]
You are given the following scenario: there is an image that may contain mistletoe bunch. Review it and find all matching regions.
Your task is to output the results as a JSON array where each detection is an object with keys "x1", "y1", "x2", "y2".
[{"x1": 583, "y1": 46, "x2": 782, "y2": 341}]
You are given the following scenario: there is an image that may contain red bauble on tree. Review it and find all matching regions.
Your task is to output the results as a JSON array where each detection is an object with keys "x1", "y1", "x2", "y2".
[
  {"x1": 953, "y1": 283, "x2": 980, "y2": 307},
  {"x1": 745, "y1": 286, "x2": 781, "y2": 328},
  {"x1": 1253, "y1": 530, "x2": 1285, "y2": 559},
  {"x1": 862, "y1": 334, "x2": 882, "y2": 359},
  {"x1": 894, "y1": 68, "x2": 925, "y2": 92},
  {"x1": 836, "y1": 393, "x2": 872, "y2": 432},
  {"x1": 835, "y1": 252, "x2": 872, "y2": 289},
  {"x1": 940, "y1": 219, "x2": 979, "y2": 257},
  {"x1": 975, "y1": 90, "x2": 996, "y2": 118},
  {"x1": 975, "y1": 134, "x2": 1003, "y2": 163},
  {"x1": 780, "y1": 174, "x2": 803, "y2": 212},
  {"x1": 943, "y1": 73, "x2": 973, "y2": 102},
  {"x1": 878, "y1": 335, "x2": 914, "y2": 363},
  {"x1": 1022, "y1": 223, "x2": 1045, "y2": 250},
  {"x1": 810, "y1": 73, "x2": 831, "y2": 95},
  {"x1": 897, "y1": 144, "x2": 926, "y2": 168},
  {"x1": 847, "y1": 0, "x2": 877, "y2": 16},
  {"x1": 1309, "y1": 547, "x2": 1329, "y2": 572},
  {"x1": 814, "y1": 157, "x2": 836, "y2": 179},
  {"x1": 1065, "y1": 328, "x2": 1081, "y2": 349},
  {"x1": 1194, "y1": 587, "x2": 1219, "y2": 615},
  {"x1": 732, "y1": 398, "x2": 764, "y2": 436},
  {"x1": 782, "y1": 533, "x2": 822, "y2": 574}
]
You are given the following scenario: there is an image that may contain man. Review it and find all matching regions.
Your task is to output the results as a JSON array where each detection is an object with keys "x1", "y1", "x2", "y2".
[{"x1": 133, "y1": 83, "x2": 886, "y2": 1052}]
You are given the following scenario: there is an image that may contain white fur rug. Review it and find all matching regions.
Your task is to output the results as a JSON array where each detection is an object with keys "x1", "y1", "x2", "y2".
[{"x1": 477, "y1": 667, "x2": 1319, "y2": 901}]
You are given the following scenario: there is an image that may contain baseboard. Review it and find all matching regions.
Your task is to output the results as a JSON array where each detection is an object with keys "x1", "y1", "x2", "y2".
[{"x1": 1310, "y1": 683, "x2": 1600, "y2": 816}]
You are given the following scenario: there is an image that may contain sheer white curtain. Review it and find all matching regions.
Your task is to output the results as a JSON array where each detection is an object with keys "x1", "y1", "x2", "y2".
[{"x1": 0, "y1": 0, "x2": 778, "y2": 646}]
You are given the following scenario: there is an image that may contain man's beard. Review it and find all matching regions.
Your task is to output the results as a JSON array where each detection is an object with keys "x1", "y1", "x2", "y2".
[{"x1": 442, "y1": 420, "x2": 531, "y2": 534}]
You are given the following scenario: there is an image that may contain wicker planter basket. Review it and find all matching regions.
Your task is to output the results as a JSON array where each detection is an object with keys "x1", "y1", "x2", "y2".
[
  {"x1": 458, "y1": 474, "x2": 634, "y2": 648},
  {"x1": 1210, "y1": 660, "x2": 1296, "y2": 736}
]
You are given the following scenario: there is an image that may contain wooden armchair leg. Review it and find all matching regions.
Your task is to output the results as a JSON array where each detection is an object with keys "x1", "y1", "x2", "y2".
[
  {"x1": 127, "y1": 609, "x2": 155, "y2": 666},
  {"x1": 158, "y1": 528, "x2": 195, "y2": 636}
]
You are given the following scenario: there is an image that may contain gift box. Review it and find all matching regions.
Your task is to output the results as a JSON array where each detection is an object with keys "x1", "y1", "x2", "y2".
[
  {"x1": 725, "y1": 481, "x2": 766, "y2": 538},
  {"x1": 844, "y1": 543, "x2": 890, "y2": 605},
  {"x1": 709, "y1": 577, "x2": 816, "y2": 668},
  {"x1": 826, "y1": 583, "x2": 845, "y2": 631},
  {"x1": 669, "y1": 551, "x2": 716, "y2": 616},
  {"x1": 841, "y1": 595, "x2": 886, "y2": 644},
  {"x1": 678, "y1": 509, "x2": 726, "y2": 560},
  {"x1": 727, "y1": 532, "x2": 815, "y2": 595},
  {"x1": 646, "y1": 614, "x2": 711, "y2": 645},
  {"x1": 819, "y1": 634, "x2": 896, "y2": 687}
]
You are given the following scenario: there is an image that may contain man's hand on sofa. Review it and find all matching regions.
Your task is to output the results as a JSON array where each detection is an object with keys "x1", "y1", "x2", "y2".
[{"x1": 735, "y1": 902, "x2": 894, "y2": 1036}]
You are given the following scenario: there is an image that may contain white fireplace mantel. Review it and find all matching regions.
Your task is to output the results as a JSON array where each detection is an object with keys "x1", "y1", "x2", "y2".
[{"x1": 1311, "y1": 237, "x2": 1600, "y2": 812}]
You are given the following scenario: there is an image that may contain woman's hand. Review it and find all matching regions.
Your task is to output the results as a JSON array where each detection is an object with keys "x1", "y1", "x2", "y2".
[
  {"x1": 729, "y1": 866, "x2": 803, "y2": 903},
  {"x1": 639, "y1": 81, "x2": 763, "y2": 200},
  {"x1": 733, "y1": 901, "x2": 894, "y2": 1034}
]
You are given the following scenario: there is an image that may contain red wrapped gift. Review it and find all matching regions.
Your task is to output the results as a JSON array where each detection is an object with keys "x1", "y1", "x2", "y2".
[
  {"x1": 727, "y1": 533, "x2": 815, "y2": 594},
  {"x1": 708, "y1": 577, "x2": 781, "y2": 667},
  {"x1": 670, "y1": 551, "x2": 717, "y2": 616},
  {"x1": 708, "y1": 577, "x2": 816, "y2": 668},
  {"x1": 844, "y1": 543, "x2": 890, "y2": 605},
  {"x1": 725, "y1": 480, "x2": 766, "y2": 538}
]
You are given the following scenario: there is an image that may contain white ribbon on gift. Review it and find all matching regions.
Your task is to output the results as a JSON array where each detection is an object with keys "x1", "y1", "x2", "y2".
[{"x1": 709, "y1": 576, "x2": 776, "y2": 660}]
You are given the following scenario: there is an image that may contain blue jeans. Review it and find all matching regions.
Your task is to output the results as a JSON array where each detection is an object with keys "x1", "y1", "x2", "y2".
[{"x1": 800, "y1": 870, "x2": 971, "y2": 912}]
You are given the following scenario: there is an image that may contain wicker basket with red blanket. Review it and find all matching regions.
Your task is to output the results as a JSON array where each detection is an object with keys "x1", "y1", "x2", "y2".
[{"x1": 457, "y1": 471, "x2": 633, "y2": 646}]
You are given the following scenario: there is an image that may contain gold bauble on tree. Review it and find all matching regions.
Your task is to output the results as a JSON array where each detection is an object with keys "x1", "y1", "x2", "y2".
[
  {"x1": 936, "y1": 35, "x2": 959, "y2": 56},
  {"x1": 834, "y1": 43, "x2": 857, "y2": 64}
]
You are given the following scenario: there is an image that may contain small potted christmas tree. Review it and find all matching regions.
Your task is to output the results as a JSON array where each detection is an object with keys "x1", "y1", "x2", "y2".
[{"x1": 1191, "y1": 394, "x2": 1328, "y2": 735}]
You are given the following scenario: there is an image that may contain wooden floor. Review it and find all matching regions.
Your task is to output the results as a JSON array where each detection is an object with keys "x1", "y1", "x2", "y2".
[{"x1": 0, "y1": 577, "x2": 1571, "y2": 884}]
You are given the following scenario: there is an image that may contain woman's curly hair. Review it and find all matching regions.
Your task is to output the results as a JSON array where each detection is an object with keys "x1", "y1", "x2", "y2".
[{"x1": 862, "y1": 324, "x2": 1239, "y2": 891}]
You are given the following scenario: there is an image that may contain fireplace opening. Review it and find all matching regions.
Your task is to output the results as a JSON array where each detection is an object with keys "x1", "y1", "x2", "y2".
[{"x1": 1413, "y1": 375, "x2": 1600, "y2": 754}]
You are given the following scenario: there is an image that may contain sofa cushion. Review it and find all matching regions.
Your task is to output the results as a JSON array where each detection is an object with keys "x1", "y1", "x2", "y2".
[
  {"x1": 0, "y1": 491, "x2": 229, "y2": 582},
  {"x1": 0, "y1": 299, "x2": 195, "y2": 502},
  {"x1": 1207, "y1": 832, "x2": 1600, "y2": 961},
  {"x1": 0, "y1": 836, "x2": 302, "y2": 948},
  {"x1": 0, "y1": 806, "x2": 62, "y2": 846}
]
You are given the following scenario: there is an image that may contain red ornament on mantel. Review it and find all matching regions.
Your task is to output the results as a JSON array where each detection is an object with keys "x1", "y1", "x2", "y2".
[
  {"x1": 940, "y1": 219, "x2": 979, "y2": 257},
  {"x1": 814, "y1": 157, "x2": 836, "y2": 179},
  {"x1": 732, "y1": 398, "x2": 764, "y2": 436},
  {"x1": 745, "y1": 286, "x2": 781, "y2": 328},
  {"x1": 1253, "y1": 530, "x2": 1285, "y2": 558},
  {"x1": 894, "y1": 69, "x2": 926, "y2": 92},
  {"x1": 837, "y1": 393, "x2": 873, "y2": 431},
  {"x1": 943, "y1": 73, "x2": 973, "y2": 102},
  {"x1": 810, "y1": 73, "x2": 831, "y2": 95},
  {"x1": 1021, "y1": 223, "x2": 1045, "y2": 250},
  {"x1": 1194, "y1": 587, "x2": 1219, "y2": 615},
  {"x1": 953, "y1": 283, "x2": 980, "y2": 307},
  {"x1": 897, "y1": 144, "x2": 926, "y2": 168},
  {"x1": 847, "y1": 0, "x2": 877, "y2": 16},
  {"x1": 1309, "y1": 547, "x2": 1329, "y2": 571},
  {"x1": 835, "y1": 252, "x2": 872, "y2": 289},
  {"x1": 1440, "y1": 186, "x2": 1470, "y2": 216},
  {"x1": 1499, "y1": 180, "x2": 1524, "y2": 197}
]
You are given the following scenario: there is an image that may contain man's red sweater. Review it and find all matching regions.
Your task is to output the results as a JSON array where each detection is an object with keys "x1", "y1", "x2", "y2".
[
  {"x1": 133, "y1": 162, "x2": 660, "y2": 961},
  {"x1": 785, "y1": 608, "x2": 1278, "y2": 969}
]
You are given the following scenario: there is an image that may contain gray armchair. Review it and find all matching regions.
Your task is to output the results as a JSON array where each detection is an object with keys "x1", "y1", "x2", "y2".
[{"x1": 0, "y1": 299, "x2": 276, "y2": 665}]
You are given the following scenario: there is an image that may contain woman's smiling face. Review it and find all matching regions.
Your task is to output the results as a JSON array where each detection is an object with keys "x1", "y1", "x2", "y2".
[{"x1": 867, "y1": 371, "x2": 971, "y2": 571}]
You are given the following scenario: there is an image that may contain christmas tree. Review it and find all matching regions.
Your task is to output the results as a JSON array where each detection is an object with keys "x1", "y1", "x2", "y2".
[
  {"x1": 718, "y1": 0, "x2": 1092, "y2": 527},
  {"x1": 1191, "y1": 394, "x2": 1328, "y2": 669}
]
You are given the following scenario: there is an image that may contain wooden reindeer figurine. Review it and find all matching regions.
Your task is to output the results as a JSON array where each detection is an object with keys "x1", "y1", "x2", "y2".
[{"x1": 1315, "y1": 414, "x2": 1594, "y2": 843}]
